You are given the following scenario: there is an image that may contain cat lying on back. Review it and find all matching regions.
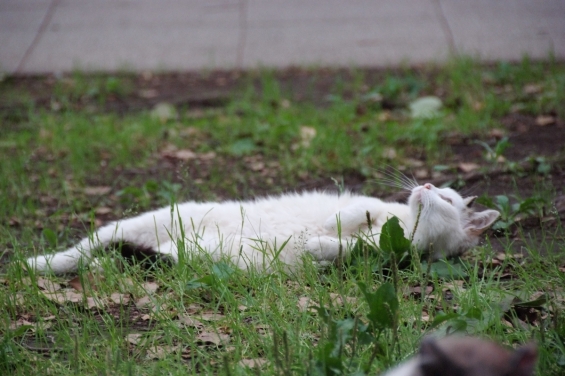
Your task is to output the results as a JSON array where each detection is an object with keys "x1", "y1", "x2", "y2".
[
  {"x1": 383, "y1": 336, "x2": 537, "y2": 376},
  {"x1": 26, "y1": 180, "x2": 500, "y2": 274}
]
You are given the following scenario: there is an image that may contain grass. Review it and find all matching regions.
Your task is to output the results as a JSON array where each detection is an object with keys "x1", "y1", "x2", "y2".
[{"x1": 1, "y1": 57, "x2": 565, "y2": 375}]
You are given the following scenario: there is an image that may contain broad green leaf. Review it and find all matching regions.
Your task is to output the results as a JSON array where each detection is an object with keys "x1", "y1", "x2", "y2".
[
  {"x1": 422, "y1": 260, "x2": 469, "y2": 279},
  {"x1": 379, "y1": 216, "x2": 411, "y2": 258},
  {"x1": 212, "y1": 262, "x2": 234, "y2": 281},
  {"x1": 358, "y1": 282, "x2": 398, "y2": 330}
]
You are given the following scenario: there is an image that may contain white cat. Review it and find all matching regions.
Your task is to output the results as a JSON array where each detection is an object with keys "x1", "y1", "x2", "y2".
[
  {"x1": 383, "y1": 336, "x2": 537, "y2": 376},
  {"x1": 25, "y1": 180, "x2": 500, "y2": 274}
]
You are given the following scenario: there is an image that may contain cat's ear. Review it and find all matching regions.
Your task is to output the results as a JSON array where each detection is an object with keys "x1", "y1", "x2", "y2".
[
  {"x1": 418, "y1": 337, "x2": 463, "y2": 376},
  {"x1": 463, "y1": 196, "x2": 477, "y2": 207},
  {"x1": 464, "y1": 209, "x2": 500, "y2": 236},
  {"x1": 508, "y1": 343, "x2": 537, "y2": 376}
]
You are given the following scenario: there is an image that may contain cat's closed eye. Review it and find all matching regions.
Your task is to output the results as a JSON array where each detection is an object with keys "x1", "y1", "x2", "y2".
[{"x1": 439, "y1": 195, "x2": 453, "y2": 205}]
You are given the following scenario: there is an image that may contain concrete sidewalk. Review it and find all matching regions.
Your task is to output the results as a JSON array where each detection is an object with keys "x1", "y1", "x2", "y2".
[{"x1": 2, "y1": 0, "x2": 564, "y2": 74}]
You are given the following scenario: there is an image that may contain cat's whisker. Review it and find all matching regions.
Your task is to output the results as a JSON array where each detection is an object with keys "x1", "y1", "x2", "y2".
[
  {"x1": 383, "y1": 166, "x2": 419, "y2": 189},
  {"x1": 376, "y1": 167, "x2": 418, "y2": 190},
  {"x1": 373, "y1": 177, "x2": 408, "y2": 190}
]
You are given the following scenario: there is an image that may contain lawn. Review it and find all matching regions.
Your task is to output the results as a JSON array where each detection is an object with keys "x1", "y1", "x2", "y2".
[{"x1": 1, "y1": 57, "x2": 565, "y2": 375}]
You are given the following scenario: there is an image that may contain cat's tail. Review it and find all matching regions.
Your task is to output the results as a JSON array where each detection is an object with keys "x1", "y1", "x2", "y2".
[{"x1": 25, "y1": 224, "x2": 120, "y2": 274}]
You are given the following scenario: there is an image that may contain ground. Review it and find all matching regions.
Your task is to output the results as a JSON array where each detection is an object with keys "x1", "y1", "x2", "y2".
[{"x1": 0, "y1": 60, "x2": 564, "y2": 375}]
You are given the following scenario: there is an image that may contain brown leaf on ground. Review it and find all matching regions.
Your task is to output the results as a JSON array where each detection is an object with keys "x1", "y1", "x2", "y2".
[
  {"x1": 535, "y1": 115, "x2": 556, "y2": 126},
  {"x1": 177, "y1": 314, "x2": 204, "y2": 330},
  {"x1": 238, "y1": 358, "x2": 268, "y2": 368},
  {"x1": 414, "y1": 168, "x2": 428, "y2": 179},
  {"x1": 297, "y1": 296, "x2": 318, "y2": 313},
  {"x1": 9, "y1": 319, "x2": 34, "y2": 330},
  {"x1": 84, "y1": 186, "x2": 112, "y2": 196},
  {"x1": 412, "y1": 286, "x2": 434, "y2": 295},
  {"x1": 458, "y1": 162, "x2": 480, "y2": 173},
  {"x1": 109, "y1": 293, "x2": 131, "y2": 306},
  {"x1": 8, "y1": 217, "x2": 20, "y2": 226},
  {"x1": 523, "y1": 84, "x2": 542, "y2": 95},
  {"x1": 199, "y1": 151, "x2": 216, "y2": 161},
  {"x1": 135, "y1": 295, "x2": 153, "y2": 310},
  {"x1": 86, "y1": 297, "x2": 105, "y2": 310},
  {"x1": 41, "y1": 290, "x2": 83, "y2": 304},
  {"x1": 141, "y1": 281, "x2": 159, "y2": 294},
  {"x1": 13, "y1": 293, "x2": 26, "y2": 306},
  {"x1": 382, "y1": 147, "x2": 397, "y2": 160},
  {"x1": 68, "y1": 273, "x2": 102, "y2": 292},
  {"x1": 255, "y1": 324, "x2": 270, "y2": 336},
  {"x1": 185, "y1": 303, "x2": 204, "y2": 314},
  {"x1": 197, "y1": 332, "x2": 230, "y2": 346},
  {"x1": 421, "y1": 310, "x2": 430, "y2": 322},
  {"x1": 146, "y1": 345, "x2": 181, "y2": 360},
  {"x1": 442, "y1": 280, "x2": 465, "y2": 291},
  {"x1": 95, "y1": 207, "x2": 113, "y2": 215},
  {"x1": 329, "y1": 293, "x2": 358, "y2": 306},
  {"x1": 171, "y1": 149, "x2": 197, "y2": 161},
  {"x1": 125, "y1": 333, "x2": 144, "y2": 345},
  {"x1": 199, "y1": 312, "x2": 225, "y2": 321},
  {"x1": 299, "y1": 126, "x2": 316, "y2": 148},
  {"x1": 36, "y1": 277, "x2": 61, "y2": 293},
  {"x1": 139, "y1": 89, "x2": 158, "y2": 99}
]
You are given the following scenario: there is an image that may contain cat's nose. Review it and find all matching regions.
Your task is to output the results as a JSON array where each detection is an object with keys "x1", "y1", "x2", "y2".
[{"x1": 424, "y1": 183, "x2": 432, "y2": 190}]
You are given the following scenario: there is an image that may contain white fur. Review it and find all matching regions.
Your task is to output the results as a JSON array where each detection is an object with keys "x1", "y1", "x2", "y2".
[{"x1": 25, "y1": 184, "x2": 500, "y2": 274}]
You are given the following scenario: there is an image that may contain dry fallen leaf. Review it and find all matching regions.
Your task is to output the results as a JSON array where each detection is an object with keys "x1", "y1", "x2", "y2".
[
  {"x1": 329, "y1": 293, "x2": 358, "y2": 306},
  {"x1": 523, "y1": 84, "x2": 542, "y2": 95},
  {"x1": 125, "y1": 333, "x2": 144, "y2": 345},
  {"x1": 138, "y1": 89, "x2": 158, "y2": 99},
  {"x1": 414, "y1": 168, "x2": 428, "y2": 179},
  {"x1": 86, "y1": 297, "x2": 104, "y2": 310},
  {"x1": 141, "y1": 281, "x2": 159, "y2": 294},
  {"x1": 135, "y1": 296, "x2": 154, "y2": 310},
  {"x1": 535, "y1": 115, "x2": 555, "y2": 127},
  {"x1": 255, "y1": 324, "x2": 270, "y2": 336},
  {"x1": 84, "y1": 186, "x2": 112, "y2": 196},
  {"x1": 297, "y1": 296, "x2": 318, "y2": 313},
  {"x1": 238, "y1": 358, "x2": 268, "y2": 368},
  {"x1": 146, "y1": 345, "x2": 181, "y2": 360},
  {"x1": 68, "y1": 273, "x2": 102, "y2": 292},
  {"x1": 197, "y1": 332, "x2": 230, "y2": 346},
  {"x1": 382, "y1": 147, "x2": 397, "y2": 160},
  {"x1": 109, "y1": 293, "x2": 130, "y2": 306},
  {"x1": 248, "y1": 161, "x2": 265, "y2": 171},
  {"x1": 172, "y1": 149, "x2": 197, "y2": 161},
  {"x1": 458, "y1": 162, "x2": 480, "y2": 173},
  {"x1": 199, "y1": 312, "x2": 225, "y2": 321},
  {"x1": 95, "y1": 207, "x2": 113, "y2": 215},
  {"x1": 9, "y1": 319, "x2": 34, "y2": 330},
  {"x1": 36, "y1": 277, "x2": 61, "y2": 293},
  {"x1": 150, "y1": 102, "x2": 178, "y2": 123},
  {"x1": 299, "y1": 126, "x2": 317, "y2": 148},
  {"x1": 199, "y1": 151, "x2": 216, "y2": 161},
  {"x1": 42, "y1": 290, "x2": 83, "y2": 304},
  {"x1": 177, "y1": 314, "x2": 204, "y2": 330}
]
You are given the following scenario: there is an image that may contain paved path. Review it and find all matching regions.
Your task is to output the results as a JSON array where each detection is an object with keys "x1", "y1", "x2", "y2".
[{"x1": 2, "y1": 0, "x2": 564, "y2": 74}]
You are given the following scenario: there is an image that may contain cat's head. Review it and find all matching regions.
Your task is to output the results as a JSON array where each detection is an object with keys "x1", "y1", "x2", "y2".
[{"x1": 407, "y1": 183, "x2": 500, "y2": 258}]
